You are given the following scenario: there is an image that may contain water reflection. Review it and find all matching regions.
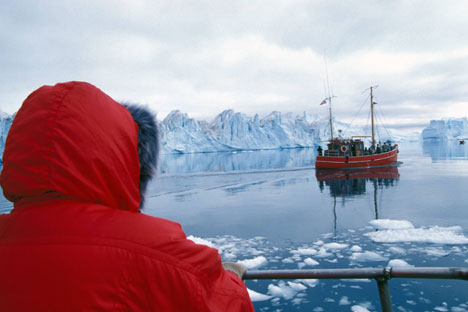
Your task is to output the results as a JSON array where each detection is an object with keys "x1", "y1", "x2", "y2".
[
  {"x1": 160, "y1": 148, "x2": 316, "y2": 174},
  {"x1": 315, "y1": 166, "x2": 399, "y2": 236},
  {"x1": 423, "y1": 140, "x2": 468, "y2": 161},
  {"x1": 316, "y1": 166, "x2": 399, "y2": 198}
]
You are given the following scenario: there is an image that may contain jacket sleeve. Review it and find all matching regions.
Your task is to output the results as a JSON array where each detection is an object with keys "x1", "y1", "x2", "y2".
[{"x1": 179, "y1": 239, "x2": 255, "y2": 312}]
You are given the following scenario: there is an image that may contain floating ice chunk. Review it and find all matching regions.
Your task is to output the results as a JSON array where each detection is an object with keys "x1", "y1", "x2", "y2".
[
  {"x1": 388, "y1": 259, "x2": 414, "y2": 267},
  {"x1": 247, "y1": 288, "x2": 272, "y2": 302},
  {"x1": 267, "y1": 282, "x2": 298, "y2": 300},
  {"x1": 187, "y1": 235, "x2": 215, "y2": 248},
  {"x1": 388, "y1": 246, "x2": 406, "y2": 254},
  {"x1": 287, "y1": 281, "x2": 307, "y2": 291},
  {"x1": 316, "y1": 248, "x2": 333, "y2": 258},
  {"x1": 365, "y1": 225, "x2": 468, "y2": 244},
  {"x1": 292, "y1": 248, "x2": 318, "y2": 256},
  {"x1": 304, "y1": 257, "x2": 320, "y2": 266},
  {"x1": 423, "y1": 247, "x2": 450, "y2": 257},
  {"x1": 434, "y1": 302, "x2": 449, "y2": 311},
  {"x1": 237, "y1": 256, "x2": 267, "y2": 269},
  {"x1": 350, "y1": 251, "x2": 388, "y2": 262},
  {"x1": 323, "y1": 242, "x2": 348, "y2": 250},
  {"x1": 296, "y1": 279, "x2": 319, "y2": 288},
  {"x1": 350, "y1": 245, "x2": 362, "y2": 252},
  {"x1": 351, "y1": 305, "x2": 370, "y2": 312},
  {"x1": 369, "y1": 219, "x2": 414, "y2": 230},
  {"x1": 339, "y1": 296, "x2": 351, "y2": 305}
]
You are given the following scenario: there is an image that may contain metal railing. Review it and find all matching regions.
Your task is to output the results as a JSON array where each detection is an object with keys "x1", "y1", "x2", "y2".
[{"x1": 243, "y1": 266, "x2": 468, "y2": 312}]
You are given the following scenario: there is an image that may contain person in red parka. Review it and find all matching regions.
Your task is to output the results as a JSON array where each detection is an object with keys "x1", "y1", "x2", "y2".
[{"x1": 0, "y1": 81, "x2": 254, "y2": 312}]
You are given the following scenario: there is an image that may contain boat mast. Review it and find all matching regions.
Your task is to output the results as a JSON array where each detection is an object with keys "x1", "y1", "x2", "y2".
[
  {"x1": 324, "y1": 55, "x2": 336, "y2": 141},
  {"x1": 370, "y1": 85, "x2": 378, "y2": 148},
  {"x1": 328, "y1": 96, "x2": 334, "y2": 141}
]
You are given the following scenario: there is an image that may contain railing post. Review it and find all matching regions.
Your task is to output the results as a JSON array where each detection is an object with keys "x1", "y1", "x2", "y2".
[{"x1": 376, "y1": 266, "x2": 393, "y2": 312}]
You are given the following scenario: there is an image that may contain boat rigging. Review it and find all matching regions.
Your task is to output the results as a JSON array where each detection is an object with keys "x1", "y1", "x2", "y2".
[{"x1": 315, "y1": 87, "x2": 398, "y2": 169}]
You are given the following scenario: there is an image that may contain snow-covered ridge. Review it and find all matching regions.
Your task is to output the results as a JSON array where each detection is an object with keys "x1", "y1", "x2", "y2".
[{"x1": 421, "y1": 117, "x2": 468, "y2": 140}]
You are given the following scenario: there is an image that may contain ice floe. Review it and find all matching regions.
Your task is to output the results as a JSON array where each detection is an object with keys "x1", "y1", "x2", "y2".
[
  {"x1": 246, "y1": 288, "x2": 272, "y2": 302},
  {"x1": 365, "y1": 224, "x2": 468, "y2": 244},
  {"x1": 304, "y1": 257, "x2": 320, "y2": 266},
  {"x1": 185, "y1": 219, "x2": 467, "y2": 311},
  {"x1": 350, "y1": 251, "x2": 388, "y2": 262},
  {"x1": 369, "y1": 219, "x2": 414, "y2": 230},
  {"x1": 351, "y1": 305, "x2": 371, "y2": 312},
  {"x1": 237, "y1": 256, "x2": 267, "y2": 269}
]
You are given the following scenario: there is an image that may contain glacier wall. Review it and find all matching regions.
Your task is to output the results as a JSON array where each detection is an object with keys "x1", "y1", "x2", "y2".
[
  {"x1": 0, "y1": 112, "x2": 14, "y2": 163},
  {"x1": 2, "y1": 108, "x2": 460, "y2": 162},
  {"x1": 160, "y1": 110, "x2": 317, "y2": 153},
  {"x1": 421, "y1": 118, "x2": 468, "y2": 140}
]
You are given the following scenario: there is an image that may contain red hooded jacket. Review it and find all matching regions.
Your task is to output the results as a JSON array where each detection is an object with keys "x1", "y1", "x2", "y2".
[{"x1": 0, "y1": 82, "x2": 254, "y2": 311}]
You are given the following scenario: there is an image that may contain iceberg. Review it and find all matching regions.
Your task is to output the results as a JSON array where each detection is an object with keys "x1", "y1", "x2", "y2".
[
  {"x1": 160, "y1": 109, "x2": 317, "y2": 154},
  {"x1": 2, "y1": 108, "x2": 460, "y2": 162},
  {"x1": 0, "y1": 111, "x2": 14, "y2": 163},
  {"x1": 421, "y1": 117, "x2": 468, "y2": 140}
]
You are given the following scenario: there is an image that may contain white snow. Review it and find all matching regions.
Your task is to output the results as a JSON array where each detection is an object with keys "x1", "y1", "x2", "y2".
[
  {"x1": 247, "y1": 288, "x2": 272, "y2": 302},
  {"x1": 237, "y1": 256, "x2": 268, "y2": 269}
]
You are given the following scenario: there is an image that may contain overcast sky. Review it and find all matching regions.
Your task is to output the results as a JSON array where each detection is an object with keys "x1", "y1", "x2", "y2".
[{"x1": 1, "y1": 0, "x2": 467, "y2": 131}]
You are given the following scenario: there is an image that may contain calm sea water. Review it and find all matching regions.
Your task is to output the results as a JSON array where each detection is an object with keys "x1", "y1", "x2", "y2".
[{"x1": 1, "y1": 141, "x2": 467, "y2": 311}]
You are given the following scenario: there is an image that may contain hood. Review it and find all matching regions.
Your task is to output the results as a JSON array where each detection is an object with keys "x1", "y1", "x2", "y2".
[{"x1": 0, "y1": 81, "x2": 149, "y2": 212}]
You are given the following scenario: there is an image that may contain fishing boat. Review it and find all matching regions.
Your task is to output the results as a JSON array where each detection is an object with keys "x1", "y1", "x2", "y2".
[{"x1": 315, "y1": 86, "x2": 398, "y2": 169}]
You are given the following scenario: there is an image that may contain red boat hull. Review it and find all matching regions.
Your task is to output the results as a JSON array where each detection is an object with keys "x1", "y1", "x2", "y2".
[{"x1": 315, "y1": 145, "x2": 398, "y2": 169}]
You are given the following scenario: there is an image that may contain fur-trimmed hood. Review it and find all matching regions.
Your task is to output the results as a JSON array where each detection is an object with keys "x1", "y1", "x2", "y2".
[
  {"x1": 121, "y1": 103, "x2": 160, "y2": 209},
  {"x1": 0, "y1": 81, "x2": 159, "y2": 212}
]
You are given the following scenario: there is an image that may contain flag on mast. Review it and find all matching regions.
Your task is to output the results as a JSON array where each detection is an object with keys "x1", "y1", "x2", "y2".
[{"x1": 320, "y1": 99, "x2": 327, "y2": 105}]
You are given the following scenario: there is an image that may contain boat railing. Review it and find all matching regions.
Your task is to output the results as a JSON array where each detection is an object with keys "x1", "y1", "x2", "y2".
[
  {"x1": 323, "y1": 145, "x2": 397, "y2": 157},
  {"x1": 243, "y1": 266, "x2": 468, "y2": 312}
]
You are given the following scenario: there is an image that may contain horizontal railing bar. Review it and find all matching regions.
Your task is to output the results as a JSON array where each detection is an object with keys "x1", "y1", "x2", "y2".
[{"x1": 243, "y1": 267, "x2": 468, "y2": 281}]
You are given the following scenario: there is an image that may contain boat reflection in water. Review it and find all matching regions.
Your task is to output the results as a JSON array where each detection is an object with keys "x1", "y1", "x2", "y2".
[{"x1": 315, "y1": 166, "x2": 399, "y2": 236}]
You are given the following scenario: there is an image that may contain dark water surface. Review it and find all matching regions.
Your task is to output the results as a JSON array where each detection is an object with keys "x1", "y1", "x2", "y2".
[{"x1": 1, "y1": 141, "x2": 467, "y2": 311}]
